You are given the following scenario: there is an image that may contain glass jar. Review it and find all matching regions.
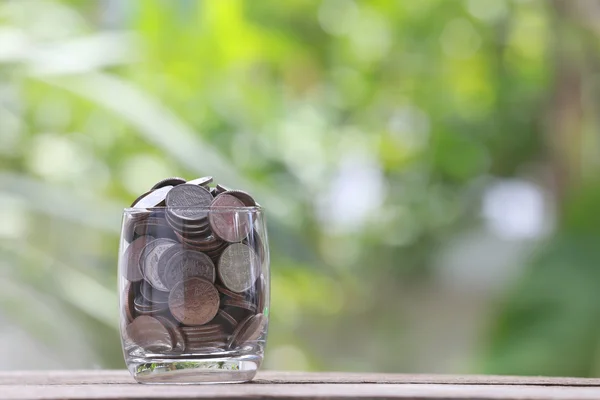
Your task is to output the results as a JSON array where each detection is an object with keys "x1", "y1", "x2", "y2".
[{"x1": 118, "y1": 206, "x2": 269, "y2": 384}]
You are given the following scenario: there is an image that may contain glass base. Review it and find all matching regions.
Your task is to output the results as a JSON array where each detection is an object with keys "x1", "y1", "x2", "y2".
[{"x1": 128, "y1": 354, "x2": 261, "y2": 384}]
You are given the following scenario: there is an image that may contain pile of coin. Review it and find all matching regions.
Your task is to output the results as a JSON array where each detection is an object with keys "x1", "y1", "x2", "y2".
[{"x1": 120, "y1": 176, "x2": 267, "y2": 355}]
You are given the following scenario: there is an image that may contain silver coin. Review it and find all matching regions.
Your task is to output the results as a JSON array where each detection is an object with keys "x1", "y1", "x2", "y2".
[
  {"x1": 163, "y1": 249, "x2": 216, "y2": 289},
  {"x1": 151, "y1": 177, "x2": 186, "y2": 190},
  {"x1": 166, "y1": 184, "x2": 213, "y2": 222},
  {"x1": 141, "y1": 238, "x2": 177, "y2": 291},
  {"x1": 140, "y1": 280, "x2": 169, "y2": 304},
  {"x1": 218, "y1": 243, "x2": 261, "y2": 293},
  {"x1": 187, "y1": 176, "x2": 213, "y2": 187}
]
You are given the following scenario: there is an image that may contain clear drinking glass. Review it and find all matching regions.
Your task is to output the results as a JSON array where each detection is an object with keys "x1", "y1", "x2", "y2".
[{"x1": 118, "y1": 205, "x2": 269, "y2": 384}]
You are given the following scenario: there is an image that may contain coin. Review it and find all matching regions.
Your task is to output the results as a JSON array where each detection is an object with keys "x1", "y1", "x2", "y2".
[
  {"x1": 204, "y1": 244, "x2": 228, "y2": 258},
  {"x1": 223, "y1": 298, "x2": 257, "y2": 313},
  {"x1": 215, "y1": 184, "x2": 232, "y2": 194},
  {"x1": 244, "y1": 229, "x2": 266, "y2": 265},
  {"x1": 215, "y1": 284, "x2": 246, "y2": 301},
  {"x1": 209, "y1": 194, "x2": 251, "y2": 242},
  {"x1": 186, "y1": 176, "x2": 213, "y2": 187},
  {"x1": 151, "y1": 177, "x2": 186, "y2": 190},
  {"x1": 181, "y1": 323, "x2": 222, "y2": 331},
  {"x1": 179, "y1": 234, "x2": 223, "y2": 250},
  {"x1": 134, "y1": 295, "x2": 167, "y2": 314},
  {"x1": 141, "y1": 238, "x2": 177, "y2": 291},
  {"x1": 184, "y1": 329, "x2": 227, "y2": 339},
  {"x1": 222, "y1": 306, "x2": 248, "y2": 322},
  {"x1": 165, "y1": 211, "x2": 209, "y2": 232},
  {"x1": 186, "y1": 341, "x2": 227, "y2": 349},
  {"x1": 162, "y1": 249, "x2": 216, "y2": 289},
  {"x1": 256, "y1": 275, "x2": 267, "y2": 314},
  {"x1": 185, "y1": 334, "x2": 229, "y2": 344},
  {"x1": 216, "y1": 309, "x2": 238, "y2": 328},
  {"x1": 126, "y1": 316, "x2": 173, "y2": 352},
  {"x1": 228, "y1": 314, "x2": 266, "y2": 349},
  {"x1": 123, "y1": 216, "x2": 138, "y2": 243},
  {"x1": 227, "y1": 315, "x2": 252, "y2": 349},
  {"x1": 168, "y1": 277, "x2": 220, "y2": 326},
  {"x1": 181, "y1": 325, "x2": 223, "y2": 335},
  {"x1": 155, "y1": 243, "x2": 183, "y2": 283},
  {"x1": 166, "y1": 184, "x2": 213, "y2": 222},
  {"x1": 131, "y1": 186, "x2": 173, "y2": 208},
  {"x1": 122, "y1": 235, "x2": 153, "y2": 282},
  {"x1": 154, "y1": 316, "x2": 186, "y2": 352},
  {"x1": 234, "y1": 313, "x2": 266, "y2": 345},
  {"x1": 182, "y1": 240, "x2": 225, "y2": 257},
  {"x1": 223, "y1": 190, "x2": 256, "y2": 207},
  {"x1": 123, "y1": 282, "x2": 137, "y2": 323},
  {"x1": 139, "y1": 280, "x2": 169, "y2": 304},
  {"x1": 134, "y1": 217, "x2": 178, "y2": 241},
  {"x1": 218, "y1": 243, "x2": 260, "y2": 293}
]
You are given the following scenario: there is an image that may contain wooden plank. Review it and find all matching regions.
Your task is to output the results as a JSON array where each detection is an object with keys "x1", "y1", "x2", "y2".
[
  {"x1": 2, "y1": 370, "x2": 600, "y2": 387},
  {"x1": 256, "y1": 371, "x2": 600, "y2": 386},
  {"x1": 3, "y1": 382, "x2": 600, "y2": 400},
  {"x1": 1, "y1": 371, "x2": 600, "y2": 400}
]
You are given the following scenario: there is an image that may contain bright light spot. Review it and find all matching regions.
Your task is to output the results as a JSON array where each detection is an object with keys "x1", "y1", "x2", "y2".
[
  {"x1": 435, "y1": 228, "x2": 529, "y2": 292},
  {"x1": 506, "y1": 13, "x2": 546, "y2": 61},
  {"x1": 348, "y1": 10, "x2": 392, "y2": 63},
  {"x1": 267, "y1": 345, "x2": 309, "y2": 371},
  {"x1": 467, "y1": 0, "x2": 507, "y2": 22},
  {"x1": 318, "y1": 0, "x2": 359, "y2": 36},
  {"x1": 440, "y1": 18, "x2": 481, "y2": 59},
  {"x1": 482, "y1": 179, "x2": 551, "y2": 240},
  {"x1": 318, "y1": 155, "x2": 386, "y2": 233},
  {"x1": 0, "y1": 28, "x2": 28, "y2": 61},
  {"x1": 30, "y1": 32, "x2": 137, "y2": 75},
  {"x1": 26, "y1": 133, "x2": 92, "y2": 183},
  {"x1": 120, "y1": 154, "x2": 172, "y2": 196},
  {"x1": 9, "y1": 0, "x2": 86, "y2": 40},
  {"x1": 278, "y1": 105, "x2": 328, "y2": 188}
]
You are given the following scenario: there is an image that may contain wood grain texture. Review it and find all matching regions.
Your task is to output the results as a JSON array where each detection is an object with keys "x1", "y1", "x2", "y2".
[{"x1": 2, "y1": 371, "x2": 600, "y2": 400}]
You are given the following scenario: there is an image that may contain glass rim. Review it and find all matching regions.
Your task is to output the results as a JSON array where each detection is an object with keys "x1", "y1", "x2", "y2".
[{"x1": 123, "y1": 205, "x2": 263, "y2": 213}]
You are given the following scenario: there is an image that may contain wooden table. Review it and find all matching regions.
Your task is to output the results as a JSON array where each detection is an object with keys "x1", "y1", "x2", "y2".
[{"x1": 2, "y1": 370, "x2": 600, "y2": 399}]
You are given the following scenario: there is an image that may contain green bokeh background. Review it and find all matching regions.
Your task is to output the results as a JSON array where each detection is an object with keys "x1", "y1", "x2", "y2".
[{"x1": 1, "y1": 0, "x2": 600, "y2": 376}]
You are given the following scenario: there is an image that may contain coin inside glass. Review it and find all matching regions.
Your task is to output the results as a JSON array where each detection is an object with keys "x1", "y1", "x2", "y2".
[
  {"x1": 131, "y1": 186, "x2": 173, "y2": 208},
  {"x1": 126, "y1": 316, "x2": 174, "y2": 352},
  {"x1": 162, "y1": 249, "x2": 216, "y2": 289},
  {"x1": 168, "y1": 277, "x2": 220, "y2": 326},
  {"x1": 166, "y1": 184, "x2": 213, "y2": 221},
  {"x1": 209, "y1": 194, "x2": 251, "y2": 243},
  {"x1": 218, "y1": 243, "x2": 261, "y2": 293}
]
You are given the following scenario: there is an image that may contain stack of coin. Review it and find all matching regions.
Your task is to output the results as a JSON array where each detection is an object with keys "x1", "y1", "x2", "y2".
[{"x1": 121, "y1": 177, "x2": 267, "y2": 355}]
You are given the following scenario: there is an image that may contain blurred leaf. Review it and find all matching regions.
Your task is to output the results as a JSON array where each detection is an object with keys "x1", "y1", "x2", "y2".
[
  {"x1": 38, "y1": 73, "x2": 290, "y2": 218},
  {"x1": 0, "y1": 172, "x2": 121, "y2": 233},
  {"x1": 482, "y1": 234, "x2": 600, "y2": 376}
]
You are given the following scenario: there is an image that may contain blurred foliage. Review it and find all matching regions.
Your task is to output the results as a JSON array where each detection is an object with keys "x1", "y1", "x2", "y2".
[{"x1": 1, "y1": 0, "x2": 600, "y2": 375}]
